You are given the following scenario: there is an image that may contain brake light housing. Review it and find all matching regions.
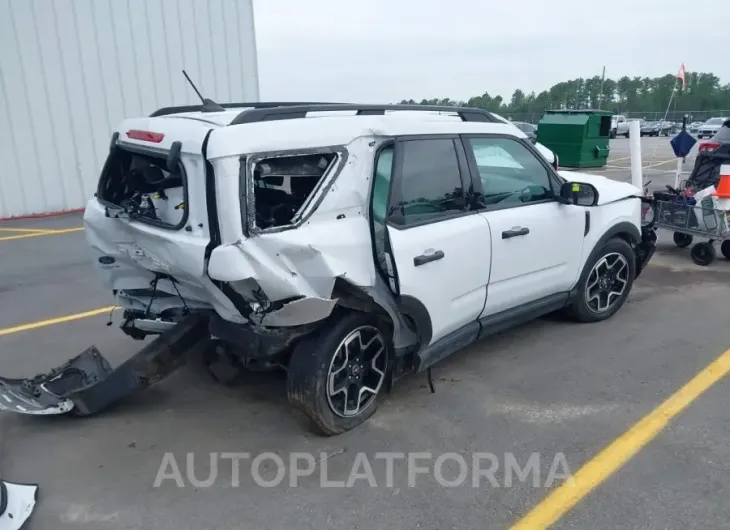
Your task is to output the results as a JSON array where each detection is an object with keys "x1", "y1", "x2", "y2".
[
  {"x1": 699, "y1": 141, "x2": 720, "y2": 153},
  {"x1": 126, "y1": 130, "x2": 165, "y2": 143}
]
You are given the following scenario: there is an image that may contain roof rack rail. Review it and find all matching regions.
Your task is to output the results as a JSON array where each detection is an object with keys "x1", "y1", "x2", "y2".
[
  {"x1": 228, "y1": 104, "x2": 497, "y2": 126},
  {"x1": 149, "y1": 102, "x2": 345, "y2": 118}
]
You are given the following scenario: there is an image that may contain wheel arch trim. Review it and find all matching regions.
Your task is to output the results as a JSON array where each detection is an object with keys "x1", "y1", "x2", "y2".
[{"x1": 572, "y1": 221, "x2": 640, "y2": 295}]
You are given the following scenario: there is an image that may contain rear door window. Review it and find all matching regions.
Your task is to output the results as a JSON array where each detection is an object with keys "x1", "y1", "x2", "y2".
[{"x1": 387, "y1": 138, "x2": 467, "y2": 227}]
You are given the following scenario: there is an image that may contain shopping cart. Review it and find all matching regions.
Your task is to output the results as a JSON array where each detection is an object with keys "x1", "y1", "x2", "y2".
[{"x1": 647, "y1": 195, "x2": 730, "y2": 266}]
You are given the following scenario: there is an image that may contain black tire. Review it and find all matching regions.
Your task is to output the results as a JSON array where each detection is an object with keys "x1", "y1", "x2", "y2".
[
  {"x1": 625, "y1": 131, "x2": 630, "y2": 138},
  {"x1": 722, "y1": 241, "x2": 730, "y2": 260},
  {"x1": 287, "y1": 310, "x2": 391, "y2": 436},
  {"x1": 673, "y1": 232, "x2": 693, "y2": 248},
  {"x1": 610, "y1": 130, "x2": 617, "y2": 139},
  {"x1": 690, "y1": 242, "x2": 715, "y2": 266},
  {"x1": 566, "y1": 237, "x2": 636, "y2": 323}
]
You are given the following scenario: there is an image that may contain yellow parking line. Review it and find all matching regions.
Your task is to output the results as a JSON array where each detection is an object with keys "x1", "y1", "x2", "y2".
[
  {"x1": 510, "y1": 347, "x2": 730, "y2": 530},
  {"x1": 0, "y1": 306, "x2": 115, "y2": 337},
  {"x1": 0, "y1": 228, "x2": 57, "y2": 233},
  {"x1": 0, "y1": 227, "x2": 84, "y2": 242},
  {"x1": 608, "y1": 155, "x2": 632, "y2": 163},
  {"x1": 642, "y1": 159, "x2": 676, "y2": 169}
]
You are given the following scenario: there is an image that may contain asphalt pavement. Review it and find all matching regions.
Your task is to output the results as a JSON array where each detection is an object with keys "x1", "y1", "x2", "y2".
[
  {"x1": 1, "y1": 142, "x2": 730, "y2": 530},
  {"x1": 570, "y1": 134, "x2": 698, "y2": 194}
]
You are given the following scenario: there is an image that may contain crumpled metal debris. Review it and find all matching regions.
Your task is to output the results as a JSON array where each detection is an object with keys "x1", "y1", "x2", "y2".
[{"x1": 0, "y1": 481, "x2": 38, "y2": 529}]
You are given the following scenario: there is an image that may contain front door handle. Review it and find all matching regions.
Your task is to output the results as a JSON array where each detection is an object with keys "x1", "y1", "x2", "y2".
[
  {"x1": 502, "y1": 227, "x2": 530, "y2": 239},
  {"x1": 414, "y1": 250, "x2": 445, "y2": 266}
]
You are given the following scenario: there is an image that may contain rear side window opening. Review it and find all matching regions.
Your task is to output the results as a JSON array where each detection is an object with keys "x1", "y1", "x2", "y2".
[
  {"x1": 245, "y1": 152, "x2": 340, "y2": 231},
  {"x1": 97, "y1": 146, "x2": 188, "y2": 230}
]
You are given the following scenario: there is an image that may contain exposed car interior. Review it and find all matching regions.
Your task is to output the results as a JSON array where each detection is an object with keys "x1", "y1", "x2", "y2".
[
  {"x1": 98, "y1": 149, "x2": 186, "y2": 228},
  {"x1": 252, "y1": 153, "x2": 335, "y2": 229}
]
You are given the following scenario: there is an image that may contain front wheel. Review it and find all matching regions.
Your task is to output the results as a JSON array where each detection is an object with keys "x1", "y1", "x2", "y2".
[
  {"x1": 566, "y1": 238, "x2": 636, "y2": 323},
  {"x1": 287, "y1": 311, "x2": 391, "y2": 435},
  {"x1": 690, "y1": 242, "x2": 715, "y2": 266}
]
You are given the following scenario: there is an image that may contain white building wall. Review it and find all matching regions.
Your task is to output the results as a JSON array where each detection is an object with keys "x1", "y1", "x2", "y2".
[{"x1": 0, "y1": 0, "x2": 259, "y2": 219}]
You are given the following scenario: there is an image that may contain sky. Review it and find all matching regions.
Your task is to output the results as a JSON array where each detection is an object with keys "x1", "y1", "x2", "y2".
[{"x1": 252, "y1": 0, "x2": 729, "y2": 103}]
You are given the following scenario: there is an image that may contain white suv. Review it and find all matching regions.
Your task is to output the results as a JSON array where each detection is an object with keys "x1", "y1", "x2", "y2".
[
  {"x1": 697, "y1": 117, "x2": 730, "y2": 139},
  {"x1": 611, "y1": 115, "x2": 630, "y2": 138},
  {"x1": 71, "y1": 103, "x2": 655, "y2": 434}
]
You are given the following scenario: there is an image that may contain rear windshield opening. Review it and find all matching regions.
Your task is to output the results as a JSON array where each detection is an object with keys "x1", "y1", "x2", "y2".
[
  {"x1": 98, "y1": 148, "x2": 187, "y2": 229},
  {"x1": 251, "y1": 153, "x2": 335, "y2": 230}
]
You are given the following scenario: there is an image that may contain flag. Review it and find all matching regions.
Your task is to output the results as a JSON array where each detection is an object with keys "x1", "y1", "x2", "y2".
[{"x1": 676, "y1": 63, "x2": 686, "y2": 89}]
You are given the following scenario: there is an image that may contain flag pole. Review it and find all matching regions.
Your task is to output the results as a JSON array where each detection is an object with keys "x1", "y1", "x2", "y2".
[
  {"x1": 648, "y1": 73, "x2": 680, "y2": 169},
  {"x1": 598, "y1": 66, "x2": 606, "y2": 110}
]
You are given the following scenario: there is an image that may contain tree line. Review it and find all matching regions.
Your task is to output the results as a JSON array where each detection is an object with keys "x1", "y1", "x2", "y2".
[{"x1": 399, "y1": 71, "x2": 730, "y2": 122}]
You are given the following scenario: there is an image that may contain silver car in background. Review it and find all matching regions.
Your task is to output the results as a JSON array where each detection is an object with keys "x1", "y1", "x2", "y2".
[{"x1": 698, "y1": 117, "x2": 730, "y2": 139}]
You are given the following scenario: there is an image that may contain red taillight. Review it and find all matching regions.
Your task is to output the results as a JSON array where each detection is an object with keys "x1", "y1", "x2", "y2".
[
  {"x1": 126, "y1": 129, "x2": 165, "y2": 143},
  {"x1": 699, "y1": 141, "x2": 720, "y2": 153}
]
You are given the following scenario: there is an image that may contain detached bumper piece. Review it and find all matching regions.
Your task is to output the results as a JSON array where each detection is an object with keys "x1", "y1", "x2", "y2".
[
  {"x1": 635, "y1": 226, "x2": 657, "y2": 278},
  {"x1": 0, "y1": 314, "x2": 208, "y2": 417},
  {"x1": 0, "y1": 481, "x2": 38, "y2": 530}
]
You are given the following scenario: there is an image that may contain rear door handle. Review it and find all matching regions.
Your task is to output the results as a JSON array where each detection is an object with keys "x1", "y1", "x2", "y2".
[
  {"x1": 502, "y1": 227, "x2": 530, "y2": 239},
  {"x1": 414, "y1": 250, "x2": 445, "y2": 266}
]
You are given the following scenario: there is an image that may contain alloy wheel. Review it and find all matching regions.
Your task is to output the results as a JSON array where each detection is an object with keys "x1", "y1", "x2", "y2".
[
  {"x1": 585, "y1": 252, "x2": 630, "y2": 313},
  {"x1": 326, "y1": 326, "x2": 387, "y2": 418}
]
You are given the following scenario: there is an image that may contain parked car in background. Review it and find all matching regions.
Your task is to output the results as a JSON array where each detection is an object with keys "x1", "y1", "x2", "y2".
[
  {"x1": 697, "y1": 117, "x2": 730, "y2": 139},
  {"x1": 610, "y1": 114, "x2": 630, "y2": 138},
  {"x1": 512, "y1": 121, "x2": 537, "y2": 142},
  {"x1": 689, "y1": 121, "x2": 704, "y2": 133},
  {"x1": 639, "y1": 121, "x2": 672, "y2": 137},
  {"x1": 688, "y1": 119, "x2": 730, "y2": 189}
]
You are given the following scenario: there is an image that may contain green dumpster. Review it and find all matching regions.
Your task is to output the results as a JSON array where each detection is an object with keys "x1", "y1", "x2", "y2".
[{"x1": 536, "y1": 109, "x2": 613, "y2": 168}]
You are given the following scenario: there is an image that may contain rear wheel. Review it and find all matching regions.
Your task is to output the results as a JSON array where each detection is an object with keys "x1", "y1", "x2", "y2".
[
  {"x1": 287, "y1": 311, "x2": 391, "y2": 435},
  {"x1": 690, "y1": 242, "x2": 715, "y2": 266},
  {"x1": 567, "y1": 238, "x2": 636, "y2": 323},
  {"x1": 673, "y1": 232, "x2": 693, "y2": 248}
]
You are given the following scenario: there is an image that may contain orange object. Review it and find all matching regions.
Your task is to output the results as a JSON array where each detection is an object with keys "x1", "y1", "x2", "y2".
[{"x1": 712, "y1": 174, "x2": 730, "y2": 198}]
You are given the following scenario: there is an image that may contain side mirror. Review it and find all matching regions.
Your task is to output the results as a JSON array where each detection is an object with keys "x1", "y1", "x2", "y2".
[{"x1": 559, "y1": 181, "x2": 599, "y2": 206}]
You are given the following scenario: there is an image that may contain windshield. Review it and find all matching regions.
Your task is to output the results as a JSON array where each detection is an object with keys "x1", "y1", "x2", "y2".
[{"x1": 706, "y1": 118, "x2": 724, "y2": 125}]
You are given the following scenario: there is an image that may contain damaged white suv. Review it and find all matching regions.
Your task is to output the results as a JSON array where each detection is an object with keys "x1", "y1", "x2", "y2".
[{"x1": 0, "y1": 103, "x2": 656, "y2": 435}]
